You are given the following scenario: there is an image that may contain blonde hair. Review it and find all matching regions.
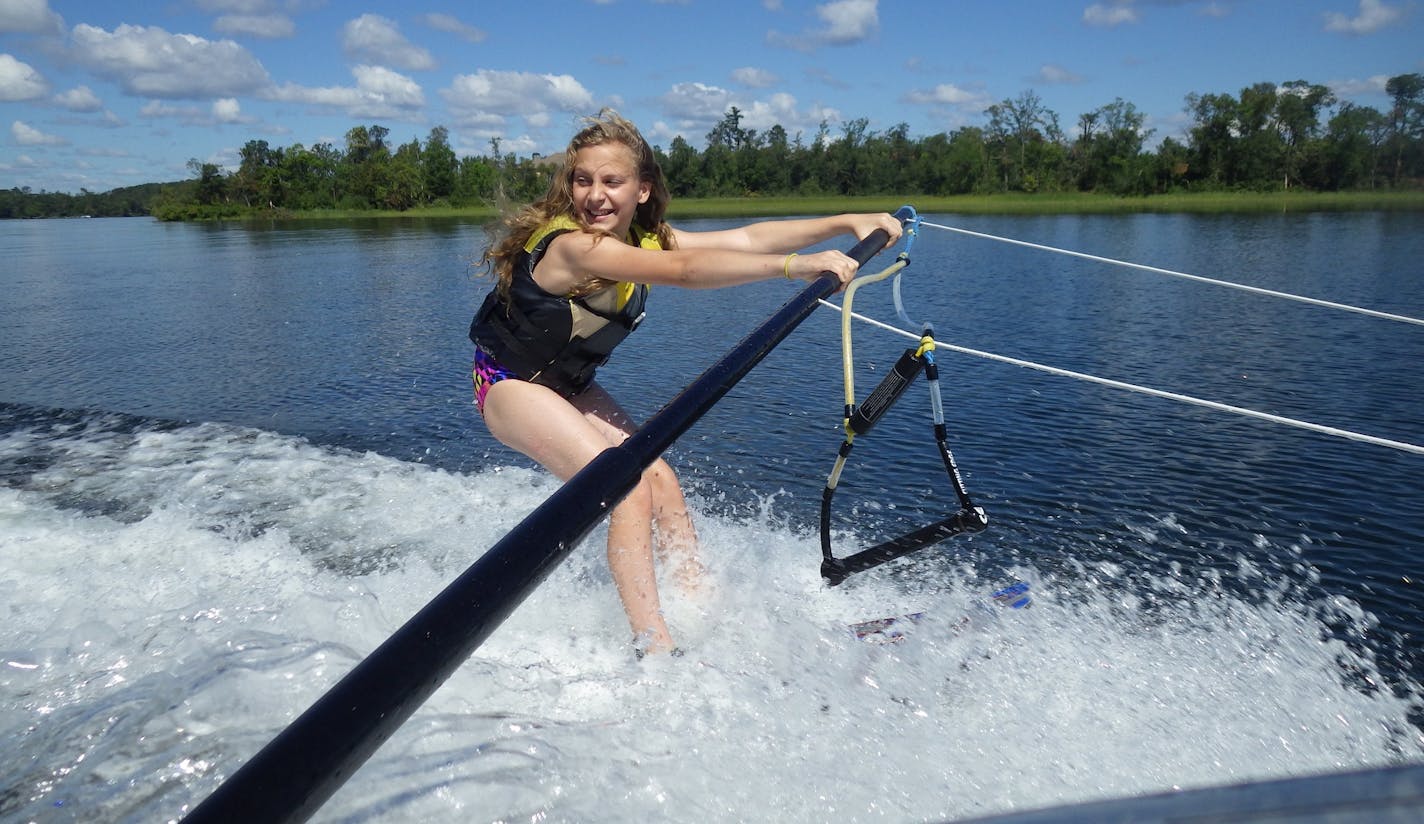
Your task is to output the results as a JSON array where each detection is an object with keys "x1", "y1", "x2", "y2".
[{"x1": 481, "y1": 109, "x2": 675, "y2": 298}]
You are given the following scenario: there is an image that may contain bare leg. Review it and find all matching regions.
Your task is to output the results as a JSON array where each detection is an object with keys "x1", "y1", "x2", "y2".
[
  {"x1": 569, "y1": 386, "x2": 689, "y2": 652},
  {"x1": 481, "y1": 379, "x2": 689, "y2": 654},
  {"x1": 645, "y1": 458, "x2": 704, "y2": 594},
  {"x1": 604, "y1": 478, "x2": 675, "y2": 653}
]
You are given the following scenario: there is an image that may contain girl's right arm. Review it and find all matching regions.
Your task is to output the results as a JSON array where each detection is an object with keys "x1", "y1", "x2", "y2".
[
  {"x1": 536, "y1": 231, "x2": 861, "y2": 294},
  {"x1": 669, "y1": 213, "x2": 901, "y2": 255}
]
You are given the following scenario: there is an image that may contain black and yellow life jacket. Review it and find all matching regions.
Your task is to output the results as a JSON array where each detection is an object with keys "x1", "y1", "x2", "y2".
[{"x1": 468, "y1": 216, "x2": 656, "y2": 396}]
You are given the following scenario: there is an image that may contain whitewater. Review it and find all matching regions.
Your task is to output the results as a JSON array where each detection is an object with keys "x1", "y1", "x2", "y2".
[{"x1": 2, "y1": 406, "x2": 1419, "y2": 822}]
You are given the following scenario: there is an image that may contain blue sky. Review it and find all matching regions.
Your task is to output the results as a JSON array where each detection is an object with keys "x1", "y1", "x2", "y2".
[{"x1": 1, "y1": 0, "x2": 1419, "y2": 194}]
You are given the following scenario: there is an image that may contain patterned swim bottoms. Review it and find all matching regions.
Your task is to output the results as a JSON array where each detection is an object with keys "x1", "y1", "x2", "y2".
[{"x1": 471, "y1": 348, "x2": 519, "y2": 414}]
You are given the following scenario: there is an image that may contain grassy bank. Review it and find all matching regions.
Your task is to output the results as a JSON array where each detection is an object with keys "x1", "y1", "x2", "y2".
[
  {"x1": 277, "y1": 190, "x2": 1424, "y2": 222},
  {"x1": 664, "y1": 190, "x2": 1424, "y2": 218}
]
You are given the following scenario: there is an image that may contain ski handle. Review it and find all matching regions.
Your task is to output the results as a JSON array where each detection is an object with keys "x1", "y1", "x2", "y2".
[
  {"x1": 818, "y1": 205, "x2": 988, "y2": 587},
  {"x1": 813, "y1": 206, "x2": 914, "y2": 294}
]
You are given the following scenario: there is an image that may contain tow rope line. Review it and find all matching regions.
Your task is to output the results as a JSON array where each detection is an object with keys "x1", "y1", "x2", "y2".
[
  {"x1": 919, "y1": 220, "x2": 1424, "y2": 327},
  {"x1": 815, "y1": 304, "x2": 1424, "y2": 456}
]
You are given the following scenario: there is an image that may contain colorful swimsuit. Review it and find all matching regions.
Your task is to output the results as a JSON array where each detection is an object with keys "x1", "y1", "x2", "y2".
[{"x1": 471, "y1": 348, "x2": 519, "y2": 414}]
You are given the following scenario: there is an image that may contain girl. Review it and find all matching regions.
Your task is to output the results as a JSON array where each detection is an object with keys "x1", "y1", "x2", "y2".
[{"x1": 470, "y1": 110, "x2": 901, "y2": 657}]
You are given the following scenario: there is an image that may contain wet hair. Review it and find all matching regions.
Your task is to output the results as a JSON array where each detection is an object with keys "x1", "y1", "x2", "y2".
[{"x1": 481, "y1": 109, "x2": 675, "y2": 297}]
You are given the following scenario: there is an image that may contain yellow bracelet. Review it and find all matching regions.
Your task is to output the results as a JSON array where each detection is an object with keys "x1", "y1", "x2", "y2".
[{"x1": 783, "y1": 253, "x2": 798, "y2": 280}]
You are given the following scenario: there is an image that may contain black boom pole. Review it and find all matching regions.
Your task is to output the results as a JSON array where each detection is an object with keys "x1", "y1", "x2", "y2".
[{"x1": 181, "y1": 227, "x2": 895, "y2": 824}]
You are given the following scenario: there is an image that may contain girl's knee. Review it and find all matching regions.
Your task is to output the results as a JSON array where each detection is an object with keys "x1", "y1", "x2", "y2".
[
  {"x1": 615, "y1": 476, "x2": 654, "y2": 516},
  {"x1": 645, "y1": 458, "x2": 681, "y2": 491}
]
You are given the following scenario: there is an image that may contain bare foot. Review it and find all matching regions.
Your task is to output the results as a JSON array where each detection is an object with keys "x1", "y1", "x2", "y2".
[{"x1": 633, "y1": 629, "x2": 679, "y2": 659}]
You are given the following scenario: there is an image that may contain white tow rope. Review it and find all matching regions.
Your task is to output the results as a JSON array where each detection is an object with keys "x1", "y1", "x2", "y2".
[
  {"x1": 818, "y1": 219, "x2": 1424, "y2": 455},
  {"x1": 919, "y1": 220, "x2": 1424, "y2": 327},
  {"x1": 817, "y1": 301, "x2": 1424, "y2": 456}
]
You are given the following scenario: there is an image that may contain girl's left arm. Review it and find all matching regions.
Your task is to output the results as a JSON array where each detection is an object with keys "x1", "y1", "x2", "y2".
[{"x1": 670, "y1": 212, "x2": 902, "y2": 254}]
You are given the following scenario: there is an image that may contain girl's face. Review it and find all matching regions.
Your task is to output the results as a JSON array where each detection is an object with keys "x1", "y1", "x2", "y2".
[{"x1": 570, "y1": 142, "x2": 650, "y2": 237}]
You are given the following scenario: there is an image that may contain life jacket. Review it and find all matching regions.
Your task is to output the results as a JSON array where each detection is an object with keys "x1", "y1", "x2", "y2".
[{"x1": 468, "y1": 216, "x2": 656, "y2": 396}]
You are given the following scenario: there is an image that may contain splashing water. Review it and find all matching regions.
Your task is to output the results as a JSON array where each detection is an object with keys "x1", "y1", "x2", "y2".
[{"x1": 0, "y1": 408, "x2": 1420, "y2": 822}]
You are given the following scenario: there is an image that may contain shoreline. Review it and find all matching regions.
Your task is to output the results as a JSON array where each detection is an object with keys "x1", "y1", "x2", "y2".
[{"x1": 255, "y1": 190, "x2": 1424, "y2": 222}]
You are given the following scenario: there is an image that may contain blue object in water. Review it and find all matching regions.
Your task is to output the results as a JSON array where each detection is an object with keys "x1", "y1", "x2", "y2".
[{"x1": 991, "y1": 581, "x2": 1032, "y2": 609}]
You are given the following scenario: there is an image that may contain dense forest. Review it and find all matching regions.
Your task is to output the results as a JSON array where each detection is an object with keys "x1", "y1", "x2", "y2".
[
  {"x1": 3, "y1": 73, "x2": 1421, "y2": 221},
  {"x1": 0, "y1": 181, "x2": 183, "y2": 219}
]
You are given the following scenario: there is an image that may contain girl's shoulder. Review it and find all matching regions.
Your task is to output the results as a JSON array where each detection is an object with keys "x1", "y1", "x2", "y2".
[
  {"x1": 629, "y1": 222, "x2": 665, "y2": 251},
  {"x1": 524, "y1": 214, "x2": 583, "y2": 253}
]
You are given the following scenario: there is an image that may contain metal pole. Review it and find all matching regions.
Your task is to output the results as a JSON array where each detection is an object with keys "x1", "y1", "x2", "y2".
[{"x1": 181, "y1": 229, "x2": 892, "y2": 824}]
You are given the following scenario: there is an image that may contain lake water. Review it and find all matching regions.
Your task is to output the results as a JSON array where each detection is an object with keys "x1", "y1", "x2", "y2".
[{"x1": 1, "y1": 211, "x2": 1422, "y2": 822}]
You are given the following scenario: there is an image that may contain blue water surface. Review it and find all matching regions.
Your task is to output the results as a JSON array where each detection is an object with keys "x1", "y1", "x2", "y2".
[{"x1": 1, "y1": 211, "x2": 1422, "y2": 820}]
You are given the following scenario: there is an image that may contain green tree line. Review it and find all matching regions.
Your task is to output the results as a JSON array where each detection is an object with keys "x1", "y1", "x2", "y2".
[
  {"x1": 0, "y1": 181, "x2": 179, "y2": 219},
  {"x1": 3, "y1": 73, "x2": 1421, "y2": 221},
  {"x1": 664, "y1": 73, "x2": 1422, "y2": 198}
]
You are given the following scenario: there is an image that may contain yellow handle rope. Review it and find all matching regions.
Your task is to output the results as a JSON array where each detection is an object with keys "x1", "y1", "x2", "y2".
[
  {"x1": 915, "y1": 333, "x2": 936, "y2": 359},
  {"x1": 838, "y1": 259, "x2": 909, "y2": 436}
]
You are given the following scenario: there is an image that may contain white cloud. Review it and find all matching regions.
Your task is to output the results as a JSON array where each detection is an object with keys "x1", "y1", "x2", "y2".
[
  {"x1": 53, "y1": 85, "x2": 101, "y2": 111},
  {"x1": 815, "y1": 0, "x2": 879, "y2": 44},
  {"x1": 342, "y1": 14, "x2": 436, "y2": 71},
  {"x1": 3, "y1": 153, "x2": 40, "y2": 169},
  {"x1": 0, "y1": 53, "x2": 49, "y2": 100},
  {"x1": 1324, "y1": 0, "x2": 1404, "y2": 34},
  {"x1": 214, "y1": 14, "x2": 295, "y2": 39},
  {"x1": 498, "y1": 135, "x2": 538, "y2": 155},
  {"x1": 1083, "y1": 2, "x2": 1140, "y2": 27},
  {"x1": 658, "y1": 81, "x2": 735, "y2": 123},
  {"x1": 137, "y1": 95, "x2": 270, "y2": 133},
  {"x1": 441, "y1": 69, "x2": 594, "y2": 129},
  {"x1": 267, "y1": 64, "x2": 425, "y2": 120},
  {"x1": 0, "y1": 0, "x2": 64, "y2": 35},
  {"x1": 458, "y1": 111, "x2": 509, "y2": 131},
  {"x1": 653, "y1": 82, "x2": 839, "y2": 144},
  {"x1": 732, "y1": 67, "x2": 778, "y2": 88},
  {"x1": 903, "y1": 83, "x2": 988, "y2": 108},
  {"x1": 70, "y1": 23, "x2": 270, "y2": 99},
  {"x1": 12, "y1": 119, "x2": 67, "y2": 146},
  {"x1": 193, "y1": 1, "x2": 272, "y2": 13},
  {"x1": 1037, "y1": 64, "x2": 1084, "y2": 85},
  {"x1": 418, "y1": 12, "x2": 487, "y2": 43},
  {"x1": 900, "y1": 81, "x2": 992, "y2": 129},
  {"x1": 739, "y1": 92, "x2": 815, "y2": 132},
  {"x1": 55, "y1": 109, "x2": 124, "y2": 129},
  {"x1": 212, "y1": 97, "x2": 244, "y2": 123},
  {"x1": 350, "y1": 64, "x2": 425, "y2": 107},
  {"x1": 1084, "y1": 0, "x2": 1239, "y2": 26},
  {"x1": 140, "y1": 100, "x2": 205, "y2": 121},
  {"x1": 1328, "y1": 74, "x2": 1392, "y2": 98},
  {"x1": 769, "y1": 0, "x2": 879, "y2": 50},
  {"x1": 76, "y1": 145, "x2": 131, "y2": 158}
]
